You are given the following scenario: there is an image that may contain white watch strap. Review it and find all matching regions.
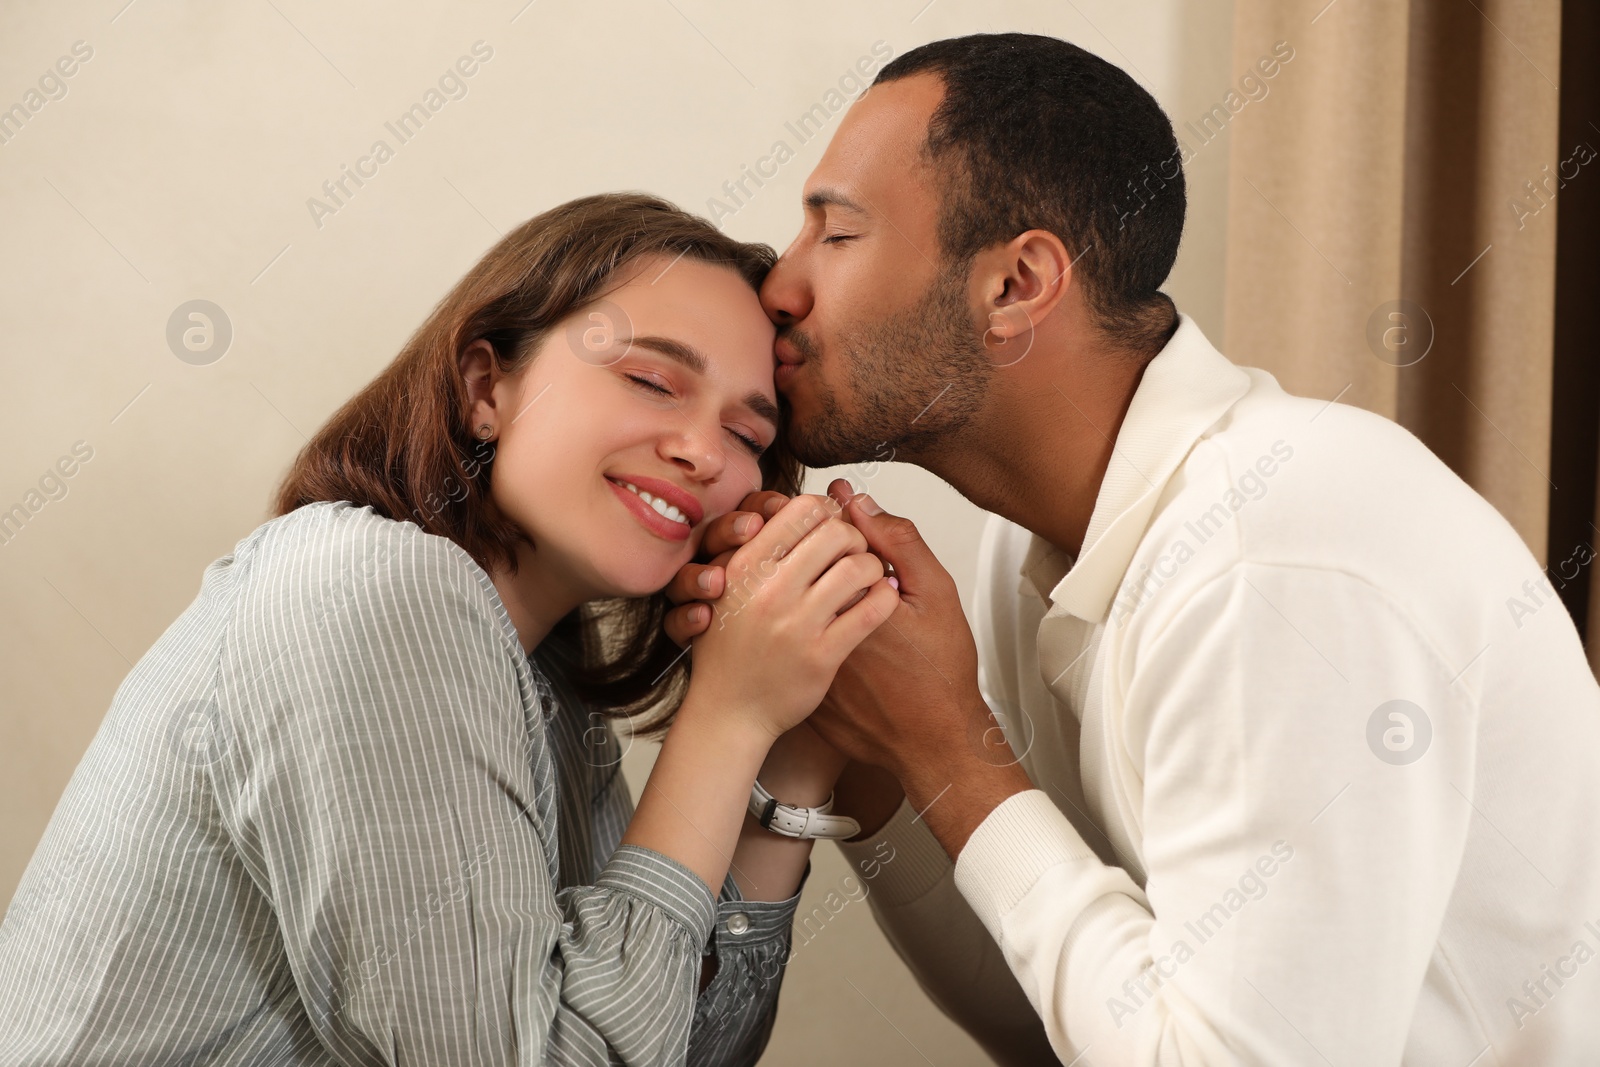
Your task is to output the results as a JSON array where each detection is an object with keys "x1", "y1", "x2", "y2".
[{"x1": 749, "y1": 779, "x2": 862, "y2": 840}]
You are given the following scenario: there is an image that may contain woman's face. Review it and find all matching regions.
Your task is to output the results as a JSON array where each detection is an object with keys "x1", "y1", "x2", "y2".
[{"x1": 486, "y1": 256, "x2": 780, "y2": 600}]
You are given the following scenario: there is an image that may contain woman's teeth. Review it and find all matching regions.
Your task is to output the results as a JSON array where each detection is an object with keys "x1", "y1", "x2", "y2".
[{"x1": 616, "y1": 480, "x2": 690, "y2": 526}]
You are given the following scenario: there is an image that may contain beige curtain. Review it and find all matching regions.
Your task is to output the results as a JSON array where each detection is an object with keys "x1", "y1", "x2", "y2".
[{"x1": 1222, "y1": 0, "x2": 1598, "y2": 677}]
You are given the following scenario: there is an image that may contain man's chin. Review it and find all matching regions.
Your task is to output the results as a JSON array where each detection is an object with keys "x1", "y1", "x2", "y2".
[{"x1": 789, "y1": 434, "x2": 880, "y2": 471}]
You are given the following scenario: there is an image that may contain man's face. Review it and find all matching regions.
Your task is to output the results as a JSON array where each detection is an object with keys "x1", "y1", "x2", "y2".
[{"x1": 760, "y1": 73, "x2": 993, "y2": 469}]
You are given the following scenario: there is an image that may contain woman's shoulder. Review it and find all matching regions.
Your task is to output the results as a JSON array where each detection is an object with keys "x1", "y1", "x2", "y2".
[{"x1": 227, "y1": 500, "x2": 519, "y2": 657}]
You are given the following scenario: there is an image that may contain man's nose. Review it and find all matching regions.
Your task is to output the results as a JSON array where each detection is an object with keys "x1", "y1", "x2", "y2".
[{"x1": 759, "y1": 250, "x2": 812, "y2": 326}]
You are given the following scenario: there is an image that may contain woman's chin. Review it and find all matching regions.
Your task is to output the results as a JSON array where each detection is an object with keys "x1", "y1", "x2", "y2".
[{"x1": 597, "y1": 568, "x2": 681, "y2": 601}]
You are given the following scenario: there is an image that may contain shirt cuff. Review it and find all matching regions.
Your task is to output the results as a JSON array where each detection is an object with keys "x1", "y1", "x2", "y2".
[
  {"x1": 595, "y1": 843, "x2": 718, "y2": 947},
  {"x1": 952, "y1": 789, "x2": 1098, "y2": 944},
  {"x1": 835, "y1": 796, "x2": 954, "y2": 908},
  {"x1": 707, "y1": 861, "x2": 809, "y2": 951}
]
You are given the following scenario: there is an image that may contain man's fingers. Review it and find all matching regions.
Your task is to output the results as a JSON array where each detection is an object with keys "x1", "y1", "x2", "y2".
[
  {"x1": 826, "y1": 478, "x2": 854, "y2": 510},
  {"x1": 699, "y1": 509, "x2": 766, "y2": 560},
  {"x1": 827, "y1": 479, "x2": 930, "y2": 592},
  {"x1": 663, "y1": 601, "x2": 714, "y2": 649},
  {"x1": 738, "y1": 489, "x2": 792, "y2": 520},
  {"x1": 663, "y1": 562, "x2": 725, "y2": 606}
]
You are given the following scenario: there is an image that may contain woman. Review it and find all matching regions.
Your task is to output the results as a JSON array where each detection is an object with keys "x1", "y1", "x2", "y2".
[{"x1": 0, "y1": 193, "x2": 897, "y2": 1065}]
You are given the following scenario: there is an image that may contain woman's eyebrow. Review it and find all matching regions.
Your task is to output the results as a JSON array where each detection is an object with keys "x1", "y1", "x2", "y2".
[{"x1": 622, "y1": 334, "x2": 780, "y2": 428}]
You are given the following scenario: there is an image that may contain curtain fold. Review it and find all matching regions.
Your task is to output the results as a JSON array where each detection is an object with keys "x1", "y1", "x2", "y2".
[{"x1": 1222, "y1": 0, "x2": 1598, "y2": 677}]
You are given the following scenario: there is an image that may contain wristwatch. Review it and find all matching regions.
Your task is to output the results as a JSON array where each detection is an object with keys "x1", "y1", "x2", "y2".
[{"x1": 748, "y1": 779, "x2": 861, "y2": 840}]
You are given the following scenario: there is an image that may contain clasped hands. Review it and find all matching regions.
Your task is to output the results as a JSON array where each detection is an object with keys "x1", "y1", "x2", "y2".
[{"x1": 661, "y1": 478, "x2": 1032, "y2": 850}]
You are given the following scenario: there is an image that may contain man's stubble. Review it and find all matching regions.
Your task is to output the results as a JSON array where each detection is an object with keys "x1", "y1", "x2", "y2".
[{"x1": 782, "y1": 265, "x2": 993, "y2": 470}]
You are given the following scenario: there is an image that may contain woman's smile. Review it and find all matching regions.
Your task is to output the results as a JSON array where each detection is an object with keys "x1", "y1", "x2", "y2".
[{"x1": 605, "y1": 474, "x2": 695, "y2": 543}]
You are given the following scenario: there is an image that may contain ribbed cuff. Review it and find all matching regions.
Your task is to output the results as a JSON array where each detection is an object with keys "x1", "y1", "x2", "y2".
[
  {"x1": 595, "y1": 844, "x2": 718, "y2": 947},
  {"x1": 835, "y1": 796, "x2": 954, "y2": 908},
  {"x1": 953, "y1": 789, "x2": 1096, "y2": 942}
]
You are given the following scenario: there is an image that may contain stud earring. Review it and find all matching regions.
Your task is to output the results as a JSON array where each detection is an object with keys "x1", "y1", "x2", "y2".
[{"x1": 477, "y1": 424, "x2": 493, "y2": 440}]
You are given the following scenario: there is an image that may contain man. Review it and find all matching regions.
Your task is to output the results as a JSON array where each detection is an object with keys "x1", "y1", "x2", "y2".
[{"x1": 666, "y1": 33, "x2": 1600, "y2": 1065}]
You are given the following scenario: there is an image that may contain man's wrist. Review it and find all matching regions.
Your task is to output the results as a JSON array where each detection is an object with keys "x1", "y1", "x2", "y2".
[
  {"x1": 756, "y1": 726, "x2": 847, "y2": 807},
  {"x1": 899, "y1": 756, "x2": 1034, "y2": 861},
  {"x1": 753, "y1": 764, "x2": 835, "y2": 808},
  {"x1": 832, "y1": 761, "x2": 905, "y2": 840}
]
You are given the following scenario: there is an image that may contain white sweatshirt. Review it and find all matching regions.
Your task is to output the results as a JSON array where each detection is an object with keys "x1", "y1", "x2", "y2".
[{"x1": 840, "y1": 315, "x2": 1600, "y2": 1065}]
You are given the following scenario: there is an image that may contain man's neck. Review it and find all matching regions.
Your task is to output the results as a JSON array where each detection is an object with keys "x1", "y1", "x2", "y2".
[{"x1": 915, "y1": 339, "x2": 1152, "y2": 562}]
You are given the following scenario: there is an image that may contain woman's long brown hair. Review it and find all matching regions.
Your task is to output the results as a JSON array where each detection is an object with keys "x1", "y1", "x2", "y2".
[{"x1": 271, "y1": 192, "x2": 804, "y2": 733}]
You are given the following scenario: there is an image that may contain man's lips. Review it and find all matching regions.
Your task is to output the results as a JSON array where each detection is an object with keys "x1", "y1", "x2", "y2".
[{"x1": 775, "y1": 338, "x2": 806, "y2": 365}]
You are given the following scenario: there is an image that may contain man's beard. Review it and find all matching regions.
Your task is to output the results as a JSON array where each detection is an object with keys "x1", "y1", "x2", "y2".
[{"x1": 782, "y1": 266, "x2": 993, "y2": 469}]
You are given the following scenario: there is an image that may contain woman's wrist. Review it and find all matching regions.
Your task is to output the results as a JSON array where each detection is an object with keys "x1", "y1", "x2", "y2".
[
  {"x1": 673, "y1": 677, "x2": 783, "y2": 763},
  {"x1": 616, "y1": 680, "x2": 785, "y2": 894}
]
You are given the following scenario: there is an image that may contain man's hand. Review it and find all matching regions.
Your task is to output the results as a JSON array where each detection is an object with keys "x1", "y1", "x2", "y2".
[
  {"x1": 663, "y1": 490, "x2": 791, "y2": 647},
  {"x1": 661, "y1": 480, "x2": 1032, "y2": 858},
  {"x1": 804, "y1": 479, "x2": 1033, "y2": 858}
]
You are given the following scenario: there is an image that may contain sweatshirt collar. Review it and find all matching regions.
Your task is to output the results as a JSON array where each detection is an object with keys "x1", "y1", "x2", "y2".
[{"x1": 1023, "y1": 314, "x2": 1252, "y2": 624}]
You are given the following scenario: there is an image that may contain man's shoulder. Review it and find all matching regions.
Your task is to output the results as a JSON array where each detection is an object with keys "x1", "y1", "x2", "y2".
[{"x1": 1136, "y1": 379, "x2": 1538, "y2": 633}]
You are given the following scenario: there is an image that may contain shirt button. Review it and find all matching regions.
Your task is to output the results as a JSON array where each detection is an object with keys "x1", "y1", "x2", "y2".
[{"x1": 725, "y1": 912, "x2": 750, "y2": 936}]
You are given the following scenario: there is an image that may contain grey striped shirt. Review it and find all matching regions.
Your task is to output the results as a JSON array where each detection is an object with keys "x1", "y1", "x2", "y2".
[{"x1": 0, "y1": 499, "x2": 799, "y2": 1065}]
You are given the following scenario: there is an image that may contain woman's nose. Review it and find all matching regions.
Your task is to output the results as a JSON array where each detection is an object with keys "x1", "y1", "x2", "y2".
[{"x1": 660, "y1": 423, "x2": 727, "y2": 482}]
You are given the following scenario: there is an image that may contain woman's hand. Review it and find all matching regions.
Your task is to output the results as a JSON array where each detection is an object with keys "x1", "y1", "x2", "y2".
[
  {"x1": 683, "y1": 493, "x2": 899, "y2": 740},
  {"x1": 664, "y1": 491, "x2": 790, "y2": 647}
]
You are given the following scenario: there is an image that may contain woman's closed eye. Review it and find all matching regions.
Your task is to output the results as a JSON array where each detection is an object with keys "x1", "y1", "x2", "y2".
[
  {"x1": 624, "y1": 374, "x2": 766, "y2": 457},
  {"x1": 624, "y1": 372, "x2": 670, "y2": 395}
]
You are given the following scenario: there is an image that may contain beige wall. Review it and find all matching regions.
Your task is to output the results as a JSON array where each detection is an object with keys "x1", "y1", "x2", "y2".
[{"x1": 0, "y1": 1, "x2": 1232, "y2": 1061}]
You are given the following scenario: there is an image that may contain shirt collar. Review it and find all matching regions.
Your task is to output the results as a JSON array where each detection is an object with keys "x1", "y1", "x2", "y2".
[{"x1": 1023, "y1": 313, "x2": 1253, "y2": 624}]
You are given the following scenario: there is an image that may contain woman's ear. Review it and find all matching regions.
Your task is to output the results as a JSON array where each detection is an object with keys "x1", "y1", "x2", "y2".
[
  {"x1": 459, "y1": 339, "x2": 500, "y2": 437},
  {"x1": 974, "y1": 230, "x2": 1072, "y2": 364}
]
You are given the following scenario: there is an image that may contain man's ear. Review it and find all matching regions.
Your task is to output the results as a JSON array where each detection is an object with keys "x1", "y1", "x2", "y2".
[{"x1": 973, "y1": 229, "x2": 1072, "y2": 360}]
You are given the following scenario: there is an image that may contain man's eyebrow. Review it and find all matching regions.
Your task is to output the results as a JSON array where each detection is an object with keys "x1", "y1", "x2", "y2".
[
  {"x1": 622, "y1": 334, "x2": 780, "y2": 428},
  {"x1": 803, "y1": 188, "x2": 868, "y2": 215}
]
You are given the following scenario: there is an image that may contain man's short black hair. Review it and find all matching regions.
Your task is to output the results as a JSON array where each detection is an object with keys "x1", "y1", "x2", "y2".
[{"x1": 874, "y1": 33, "x2": 1186, "y2": 354}]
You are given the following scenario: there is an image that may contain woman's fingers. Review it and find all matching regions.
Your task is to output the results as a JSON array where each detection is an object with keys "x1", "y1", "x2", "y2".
[
  {"x1": 807, "y1": 551, "x2": 885, "y2": 618},
  {"x1": 824, "y1": 577, "x2": 901, "y2": 652},
  {"x1": 727, "y1": 494, "x2": 842, "y2": 576},
  {"x1": 663, "y1": 494, "x2": 792, "y2": 608},
  {"x1": 755, "y1": 515, "x2": 870, "y2": 598}
]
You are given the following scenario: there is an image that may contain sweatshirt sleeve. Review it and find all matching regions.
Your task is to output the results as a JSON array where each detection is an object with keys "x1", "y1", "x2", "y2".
[
  {"x1": 951, "y1": 562, "x2": 1477, "y2": 1065},
  {"x1": 213, "y1": 517, "x2": 728, "y2": 1066},
  {"x1": 829, "y1": 508, "x2": 1061, "y2": 1067},
  {"x1": 835, "y1": 802, "x2": 1061, "y2": 1067}
]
